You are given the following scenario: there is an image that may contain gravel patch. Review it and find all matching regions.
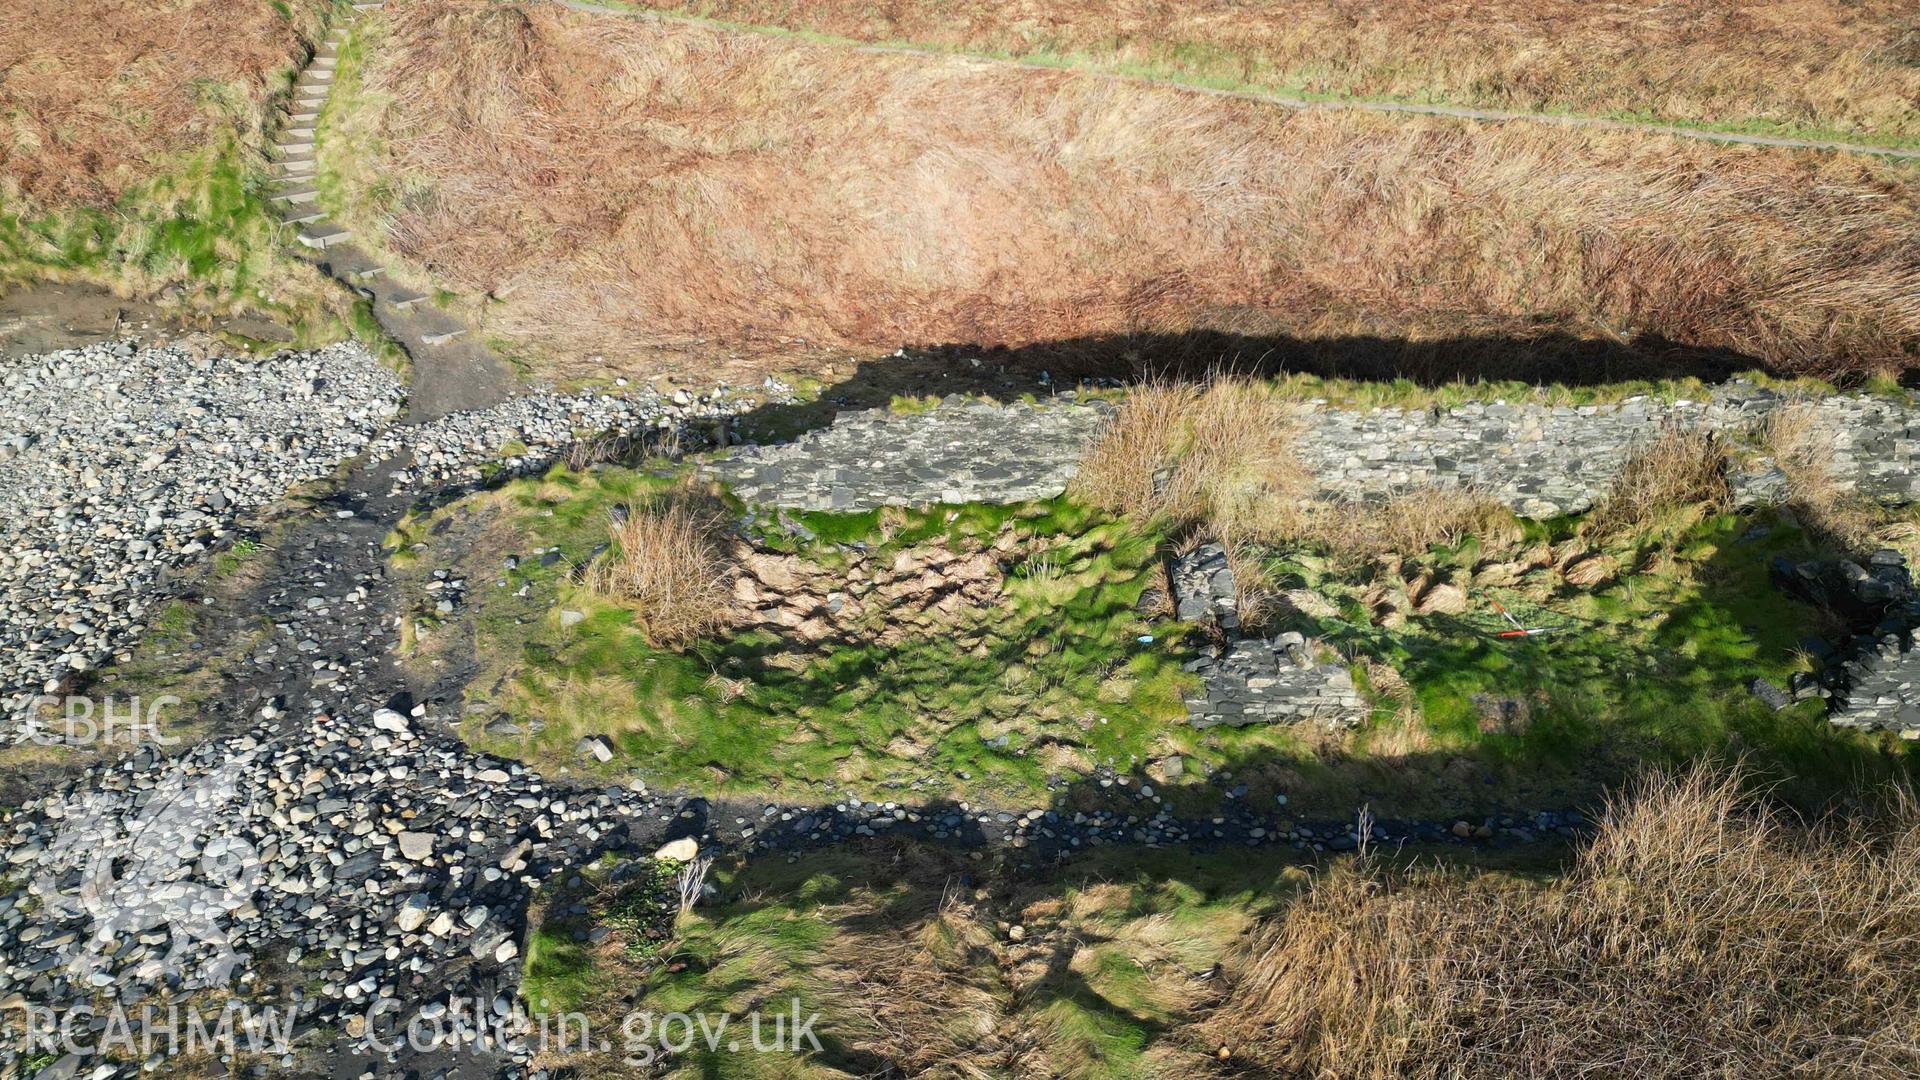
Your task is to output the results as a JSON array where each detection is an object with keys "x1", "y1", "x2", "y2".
[{"x1": 0, "y1": 340, "x2": 404, "y2": 738}]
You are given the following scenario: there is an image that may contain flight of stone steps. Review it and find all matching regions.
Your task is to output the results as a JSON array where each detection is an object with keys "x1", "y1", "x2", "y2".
[{"x1": 269, "y1": 3, "x2": 514, "y2": 417}]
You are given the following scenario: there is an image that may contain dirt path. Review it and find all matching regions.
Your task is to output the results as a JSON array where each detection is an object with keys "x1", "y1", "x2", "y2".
[
  {"x1": 277, "y1": 13, "x2": 516, "y2": 423},
  {"x1": 0, "y1": 283, "x2": 295, "y2": 358},
  {"x1": 558, "y1": 0, "x2": 1920, "y2": 162}
]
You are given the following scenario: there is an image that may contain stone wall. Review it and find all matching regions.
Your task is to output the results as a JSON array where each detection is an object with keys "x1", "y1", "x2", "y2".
[
  {"x1": 709, "y1": 384, "x2": 1920, "y2": 518},
  {"x1": 1294, "y1": 385, "x2": 1920, "y2": 517},
  {"x1": 1772, "y1": 551, "x2": 1920, "y2": 739},
  {"x1": 709, "y1": 396, "x2": 1112, "y2": 511}
]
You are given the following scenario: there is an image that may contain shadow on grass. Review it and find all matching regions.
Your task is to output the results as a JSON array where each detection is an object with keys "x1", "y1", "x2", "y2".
[{"x1": 730, "y1": 326, "x2": 1800, "y2": 441}]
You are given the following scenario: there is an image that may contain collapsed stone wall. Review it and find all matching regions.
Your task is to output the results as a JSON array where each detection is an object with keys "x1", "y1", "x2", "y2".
[
  {"x1": 1170, "y1": 544, "x2": 1365, "y2": 729},
  {"x1": 712, "y1": 385, "x2": 1920, "y2": 735},
  {"x1": 1771, "y1": 551, "x2": 1920, "y2": 739}
]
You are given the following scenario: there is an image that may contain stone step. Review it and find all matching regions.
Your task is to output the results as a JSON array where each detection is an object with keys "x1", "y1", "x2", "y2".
[
  {"x1": 351, "y1": 2, "x2": 387, "y2": 10},
  {"x1": 286, "y1": 110, "x2": 320, "y2": 124},
  {"x1": 282, "y1": 205, "x2": 326, "y2": 226},
  {"x1": 420, "y1": 327, "x2": 466, "y2": 346},
  {"x1": 269, "y1": 183, "x2": 320, "y2": 204},
  {"x1": 276, "y1": 138, "x2": 315, "y2": 155},
  {"x1": 301, "y1": 68, "x2": 335, "y2": 83},
  {"x1": 294, "y1": 97, "x2": 327, "y2": 113},
  {"x1": 275, "y1": 159, "x2": 317, "y2": 178},
  {"x1": 311, "y1": 55, "x2": 339, "y2": 70},
  {"x1": 297, "y1": 222, "x2": 352, "y2": 250},
  {"x1": 387, "y1": 291, "x2": 430, "y2": 311},
  {"x1": 338, "y1": 262, "x2": 386, "y2": 281},
  {"x1": 284, "y1": 123, "x2": 317, "y2": 139}
]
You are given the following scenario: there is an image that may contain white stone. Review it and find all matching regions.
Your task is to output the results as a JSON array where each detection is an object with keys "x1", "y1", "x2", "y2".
[{"x1": 653, "y1": 837, "x2": 699, "y2": 862}]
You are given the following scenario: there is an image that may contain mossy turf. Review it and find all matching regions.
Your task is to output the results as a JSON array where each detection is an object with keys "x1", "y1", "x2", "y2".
[
  {"x1": 523, "y1": 855, "x2": 683, "y2": 1016},
  {"x1": 397, "y1": 464, "x2": 1203, "y2": 807},
  {"x1": 520, "y1": 840, "x2": 1561, "y2": 1079},
  {"x1": 1243, "y1": 508, "x2": 1917, "y2": 813},
  {"x1": 397, "y1": 460, "x2": 1913, "y2": 818}
]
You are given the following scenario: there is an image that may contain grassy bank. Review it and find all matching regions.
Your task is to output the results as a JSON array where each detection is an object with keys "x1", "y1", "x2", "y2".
[
  {"x1": 351, "y1": 1, "x2": 1920, "y2": 387},
  {"x1": 633, "y1": 0, "x2": 1920, "y2": 149},
  {"x1": 0, "y1": 0, "x2": 348, "y2": 333}
]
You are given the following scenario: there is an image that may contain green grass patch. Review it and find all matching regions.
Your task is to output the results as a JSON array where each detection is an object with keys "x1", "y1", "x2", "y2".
[
  {"x1": 1257, "y1": 511, "x2": 1914, "y2": 810},
  {"x1": 532, "y1": 842, "x2": 1553, "y2": 1079},
  {"x1": 0, "y1": 128, "x2": 346, "y2": 340},
  {"x1": 212, "y1": 537, "x2": 262, "y2": 577},
  {"x1": 472, "y1": 471, "x2": 1193, "y2": 805}
]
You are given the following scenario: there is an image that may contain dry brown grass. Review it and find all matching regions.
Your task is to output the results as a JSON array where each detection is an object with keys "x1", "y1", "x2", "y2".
[
  {"x1": 1076, "y1": 380, "x2": 1516, "y2": 568},
  {"x1": 1765, "y1": 403, "x2": 1885, "y2": 552},
  {"x1": 0, "y1": 0, "x2": 322, "y2": 211},
  {"x1": 1206, "y1": 764, "x2": 1920, "y2": 1078},
  {"x1": 362, "y1": 2, "x2": 1920, "y2": 384},
  {"x1": 659, "y1": 0, "x2": 1920, "y2": 144},
  {"x1": 1286, "y1": 489, "x2": 1519, "y2": 564},
  {"x1": 1069, "y1": 382, "x2": 1198, "y2": 523},
  {"x1": 584, "y1": 489, "x2": 732, "y2": 646},
  {"x1": 1072, "y1": 378, "x2": 1304, "y2": 537},
  {"x1": 1585, "y1": 427, "x2": 1731, "y2": 537},
  {"x1": 1166, "y1": 380, "x2": 1309, "y2": 542}
]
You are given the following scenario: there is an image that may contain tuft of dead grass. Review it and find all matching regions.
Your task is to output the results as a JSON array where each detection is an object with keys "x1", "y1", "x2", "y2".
[
  {"x1": 1077, "y1": 380, "x2": 1518, "y2": 569},
  {"x1": 361, "y1": 2, "x2": 1920, "y2": 384},
  {"x1": 1070, "y1": 382, "x2": 1198, "y2": 523},
  {"x1": 1585, "y1": 427, "x2": 1730, "y2": 538},
  {"x1": 1206, "y1": 763, "x2": 1920, "y2": 1078},
  {"x1": 584, "y1": 489, "x2": 733, "y2": 646},
  {"x1": 1072, "y1": 377, "x2": 1305, "y2": 538},
  {"x1": 1284, "y1": 488, "x2": 1520, "y2": 564},
  {"x1": 1765, "y1": 403, "x2": 1885, "y2": 552}
]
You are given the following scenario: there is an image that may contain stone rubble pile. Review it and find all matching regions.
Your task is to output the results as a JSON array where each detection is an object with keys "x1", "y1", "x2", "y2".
[
  {"x1": 0, "y1": 340, "x2": 765, "y2": 1075},
  {"x1": 1170, "y1": 543, "x2": 1239, "y2": 629},
  {"x1": 0, "y1": 701, "x2": 670, "y2": 1071},
  {"x1": 1168, "y1": 545, "x2": 1365, "y2": 728},
  {"x1": 0, "y1": 341, "x2": 405, "y2": 737},
  {"x1": 0, "y1": 340, "x2": 777, "y2": 742},
  {"x1": 367, "y1": 381, "x2": 774, "y2": 493},
  {"x1": 1771, "y1": 550, "x2": 1920, "y2": 738}
]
